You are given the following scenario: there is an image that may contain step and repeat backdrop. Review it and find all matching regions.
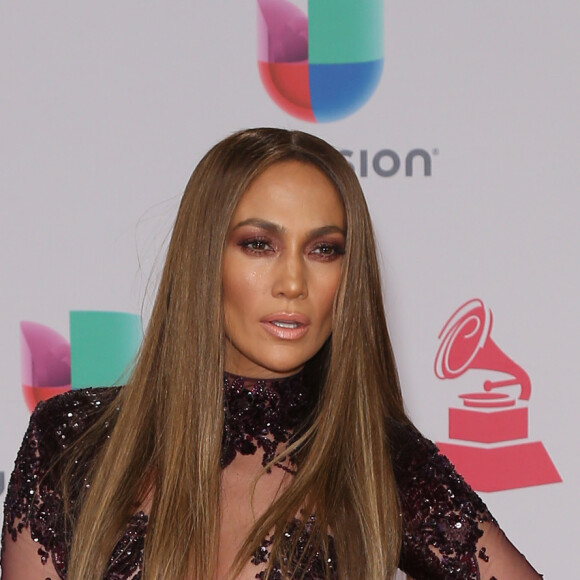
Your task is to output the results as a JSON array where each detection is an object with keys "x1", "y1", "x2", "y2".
[{"x1": 1, "y1": 2, "x2": 577, "y2": 575}]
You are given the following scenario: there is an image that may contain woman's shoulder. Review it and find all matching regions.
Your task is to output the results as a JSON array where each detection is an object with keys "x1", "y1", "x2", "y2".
[
  {"x1": 2, "y1": 388, "x2": 121, "y2": 577},
  {"x1": 388, "y1": 418, "x2": 492, "y2": 521},
  {"x1": 31, "y1": 385, "x2": 121, "y2": 422},
  {"x1": 389, "y1": 419, "x2": 487, "y2": 503},
  {"x1": 3, "y1": 389, "x2": 121, "y2": 533},
  {"x1": 388, "y1": 420, "x2": 496, "y2": 579},
  {"x1": 27, "y1": 386, "x2": 121, "y2": 452}
]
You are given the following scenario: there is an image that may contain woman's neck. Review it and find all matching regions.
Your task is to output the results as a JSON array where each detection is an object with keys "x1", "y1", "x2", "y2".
[{"x1": 221, "y1": 370, "x2": 314, "y2": 470}]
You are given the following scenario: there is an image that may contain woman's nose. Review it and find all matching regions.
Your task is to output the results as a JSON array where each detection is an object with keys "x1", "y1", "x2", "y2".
[{"x1": 271, "y1": 253, "x2": 308, "y2": 300}]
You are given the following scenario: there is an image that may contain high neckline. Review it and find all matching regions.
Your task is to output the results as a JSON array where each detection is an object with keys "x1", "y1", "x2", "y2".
[{"x1": 221, "y1": 371, "x2": 314, "y2": 469}]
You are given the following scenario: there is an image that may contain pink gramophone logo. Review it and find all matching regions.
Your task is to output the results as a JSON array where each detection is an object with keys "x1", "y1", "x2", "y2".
[{"x1": 435, "y1": 299, "x2": 561, "y2": 492}]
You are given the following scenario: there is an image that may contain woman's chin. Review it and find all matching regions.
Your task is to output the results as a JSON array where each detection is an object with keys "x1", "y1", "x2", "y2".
[{"x1": 225, "y1": 358, "x2": 305, "y2": 379}]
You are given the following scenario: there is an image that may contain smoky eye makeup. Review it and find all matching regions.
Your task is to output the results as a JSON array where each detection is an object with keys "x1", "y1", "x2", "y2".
[
  {"x1": 237, "y1": 236, "x2": 276, "y2": 255},
  {"x1": 229, "y1": 221, "x2": 346, "y2": 260},
  {"x1": 307, "y1": 237, "x2": 346, "y2": 261},
  {"x1": 229, "y1": 224, "x2": 280, "y2": 255}
]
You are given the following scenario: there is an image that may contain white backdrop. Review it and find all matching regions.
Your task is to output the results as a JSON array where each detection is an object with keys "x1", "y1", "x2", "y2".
[{"x1": 1, "y1": 2, "x2": 578, "y2": 576}]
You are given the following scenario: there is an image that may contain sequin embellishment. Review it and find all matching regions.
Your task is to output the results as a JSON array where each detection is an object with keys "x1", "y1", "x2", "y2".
[
  {"x1": 2, "y1": 375, "x2": 510, "y2": 579},
  {"x1": 221, "y1": 372, "x2": 314, "y2": 470}
]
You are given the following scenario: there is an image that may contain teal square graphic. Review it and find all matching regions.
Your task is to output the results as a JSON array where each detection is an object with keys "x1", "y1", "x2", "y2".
[{"x1": 70, "y1": 311, "x2": 142, "y2": 389}]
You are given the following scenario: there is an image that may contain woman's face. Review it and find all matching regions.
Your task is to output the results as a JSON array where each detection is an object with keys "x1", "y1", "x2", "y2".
[{"x1": 222, "y1": 160, "x2": 346, "y2": 378}]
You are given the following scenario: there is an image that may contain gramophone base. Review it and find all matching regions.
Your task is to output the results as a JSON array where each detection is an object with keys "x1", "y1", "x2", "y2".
[
  {"x1": 437, "y1": 440, "x2": 562, "y2": 492},
  {"x1": 449, "y1": 406, "x2": 528, "y2": 443}
]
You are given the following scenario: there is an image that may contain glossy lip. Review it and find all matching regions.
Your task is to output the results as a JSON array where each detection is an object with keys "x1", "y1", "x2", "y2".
[{"x1": 260, "y1": 312, "x2": 310, "y2": 340}]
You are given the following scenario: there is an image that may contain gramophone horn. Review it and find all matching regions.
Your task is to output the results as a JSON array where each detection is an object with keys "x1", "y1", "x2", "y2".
[{"x1": 435, "y1": 299, "x2": 531, "y2": 400}]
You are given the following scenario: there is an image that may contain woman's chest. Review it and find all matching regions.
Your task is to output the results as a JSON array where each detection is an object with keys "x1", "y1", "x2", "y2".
[
  {"x1": 105, "y1": 512, "x2": 336, "y2": 580},
  {"x1": 103, "y1": 464, "x2": 334, "y2": 580}
]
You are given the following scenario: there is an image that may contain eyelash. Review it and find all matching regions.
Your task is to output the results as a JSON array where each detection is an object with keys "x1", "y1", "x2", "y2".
[
  {"x1": 238, "y1": 237, "x2": 275, "y2": 254},
  {"x1": 310, "y1": 242, "x2": 345, "y2": 261},
  {"x1": 237, "y1": 238, "x2": 345, "y2": 261}
]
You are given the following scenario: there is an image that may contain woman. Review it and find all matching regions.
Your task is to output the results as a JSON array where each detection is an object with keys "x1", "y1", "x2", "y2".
[{"x1": 2, "y1": 128, "x2": 541, "y2": 579}]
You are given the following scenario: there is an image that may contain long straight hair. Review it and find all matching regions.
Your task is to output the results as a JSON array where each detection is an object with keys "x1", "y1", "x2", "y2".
[{"x1": 64, "y1": 128, "x2": 410, "y2": 580}]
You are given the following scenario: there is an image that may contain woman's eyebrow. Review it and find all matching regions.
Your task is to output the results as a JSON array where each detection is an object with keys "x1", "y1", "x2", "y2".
[
  {"x1": 308, "y1": 225, "x2": 346, "y2": 238},
  {"x1": 232, "y1": 219, "x2": 346, "y2": 238},
  {"x1": 231, "y1": 218, "x2": 283, "y2": 234}
]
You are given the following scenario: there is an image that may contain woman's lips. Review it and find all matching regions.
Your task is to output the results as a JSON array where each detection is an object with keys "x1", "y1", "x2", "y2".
[{"x1": 260, "y1": 313, "x2": 310, "y2": 340}]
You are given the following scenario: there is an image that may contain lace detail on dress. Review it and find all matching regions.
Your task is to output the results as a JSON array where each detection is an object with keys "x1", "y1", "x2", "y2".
[
  {"x1": 2, "y1": 388, "x2": 120, "y2": 579},
  {"x1": 252, "y1": 517, "x2": 338, "y2": 580},
  {"x1": 221, "y1": 371, "x2": 314, "y2": 470},
  {"x1": 106, "y1": 512, "x2": 147, "y2": 580},
  {"x1": 390, "y1": 422, "x2": 496, "y2": 579},
  {"x1": 2, "y1": 379, "x2": 541, "y2": 579}
]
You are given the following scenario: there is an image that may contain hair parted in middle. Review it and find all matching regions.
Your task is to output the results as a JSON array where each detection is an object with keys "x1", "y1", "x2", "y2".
[{"x1": 64, "y1": 127, "x2": 410, "y2": 580}]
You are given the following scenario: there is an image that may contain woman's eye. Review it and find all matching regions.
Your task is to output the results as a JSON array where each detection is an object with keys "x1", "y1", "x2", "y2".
[
  {"x1": 311, "y1": 243, "x2": 345, "y2": 260},
  {"x1": 239, "y1": 238, "x2": 274, "y2": 254}
]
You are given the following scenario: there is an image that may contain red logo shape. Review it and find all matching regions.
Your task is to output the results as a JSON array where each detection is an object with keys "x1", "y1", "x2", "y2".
[{"x1": 434, "y1": 299, "x2": 561, "y2": 491}]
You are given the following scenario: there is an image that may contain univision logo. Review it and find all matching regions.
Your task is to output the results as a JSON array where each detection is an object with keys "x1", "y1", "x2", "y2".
[
  {"x1": 257, "y1": 0, "x2": 384, "y2": 122},
  {"x1": 20, "y1": 311, "x2": 141, "y2": 413}
]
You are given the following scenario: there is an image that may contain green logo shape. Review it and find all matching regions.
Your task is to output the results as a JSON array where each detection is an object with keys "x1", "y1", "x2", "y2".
[
  {"x1": 309, "y1": 0, "x2": 384, "y2": 64},
  {"x1": 70, "y1": 311, "x2": 142, "y2": 389}
]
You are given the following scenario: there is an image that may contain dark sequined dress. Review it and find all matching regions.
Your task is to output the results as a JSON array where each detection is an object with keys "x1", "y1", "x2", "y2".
[{"x1": 1, "y1": 373, "x2": 541, "y2": 579}]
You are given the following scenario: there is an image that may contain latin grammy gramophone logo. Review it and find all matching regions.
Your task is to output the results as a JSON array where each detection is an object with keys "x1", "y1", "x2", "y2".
[{"x1": 434, "y1": 299, "x2": 561, "y2": 492}]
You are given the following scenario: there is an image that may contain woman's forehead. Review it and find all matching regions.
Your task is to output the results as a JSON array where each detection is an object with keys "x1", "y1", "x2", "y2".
[{"x1": 231, "y1": 161, "x2": 345, "y2": 230}]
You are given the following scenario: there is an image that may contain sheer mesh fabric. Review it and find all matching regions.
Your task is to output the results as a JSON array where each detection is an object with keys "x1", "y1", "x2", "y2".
[{"x1": 1, "y1": 384, "x2": 542, "y2": 579}]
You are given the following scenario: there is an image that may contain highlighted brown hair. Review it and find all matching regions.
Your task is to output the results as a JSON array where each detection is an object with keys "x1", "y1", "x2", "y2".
[{"x1": 65, "y1": 128, "x2": 409, "y2": 579}]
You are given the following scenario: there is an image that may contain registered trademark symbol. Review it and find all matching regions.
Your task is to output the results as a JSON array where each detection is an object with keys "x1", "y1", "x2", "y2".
[{"x1": 432, "y1": 148, "x2": 440, "y2": 155}]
